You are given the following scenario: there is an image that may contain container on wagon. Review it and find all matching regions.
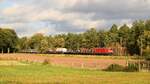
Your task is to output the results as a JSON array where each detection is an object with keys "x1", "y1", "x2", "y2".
[{"x1": 56, "y1": 48, "x2": 67, "y2": 53}]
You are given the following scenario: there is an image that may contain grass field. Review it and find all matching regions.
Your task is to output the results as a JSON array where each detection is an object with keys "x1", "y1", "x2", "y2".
[
  {"x1": 0, "y1": 54, "x2": 130, "y2": 69},
  {"x1": 0, "y1": 61, "x2": 28, "y2": 66},
  {"x1": 0, "y1": 61, "x2": 150, "y2": 84}
]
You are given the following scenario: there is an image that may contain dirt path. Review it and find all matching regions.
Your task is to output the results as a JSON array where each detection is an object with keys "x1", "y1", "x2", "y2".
[{"x1": 0, "y1": 54, "x2": 128, "y2": 69}]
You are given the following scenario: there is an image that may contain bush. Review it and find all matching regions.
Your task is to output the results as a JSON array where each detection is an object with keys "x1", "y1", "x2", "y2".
[
  {"x1": 144, "y1": 55, "x2": 150, "y2": 61},
  {"x1": 104, "y1": 63, "x2": 139, "y2": 72},
  {"x1": 104, "y1": 64, "x2": 125, "y2": 72},
  {"x1": 42, "y1": 59, "x2": 50, "y2": 65},
  {"x1": 125, "y1": 63, "x2": 139, "y2": 72}
]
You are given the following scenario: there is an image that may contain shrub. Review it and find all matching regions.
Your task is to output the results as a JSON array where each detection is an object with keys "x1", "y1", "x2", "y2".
[
  {"x1": 144, "y1": 55, "x2": 150, "y2": 61},
  {"x1": 104, "y1": 64, "x2": 125, "y2": 72},
  {"x1": 42, "y1": 59, "x2": 50, "y2": 65},
  {"x1": 125, "y1": 63, "x2": 139, "y2": 72},
  {"x1": 104, "y1": 63, "x2": 139, "y2": 72}
]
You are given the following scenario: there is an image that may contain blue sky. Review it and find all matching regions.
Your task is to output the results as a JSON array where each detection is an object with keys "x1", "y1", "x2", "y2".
[{"x1": 0, "y1": 0, "x2": 150, "y2": 37}]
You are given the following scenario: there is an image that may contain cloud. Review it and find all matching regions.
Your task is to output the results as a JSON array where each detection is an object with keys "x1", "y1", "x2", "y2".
[
  {"x1": 2, "y1": 5, "x2": 17, "y2": 15},
  {"x1": 0, "y1": 0, "x2": 3, "y2": 2},
  {"x1": 66, "y1": 0, "x2": 150, "y2": 20},
  {"x1": 0, "y1": 0, "x2": 150, "y2": 37}
]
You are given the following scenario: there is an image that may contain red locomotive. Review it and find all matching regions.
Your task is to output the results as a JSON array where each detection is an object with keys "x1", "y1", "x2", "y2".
[
  {"x1": 92, "y1": 48, "x2": 113, "y2": 55},
  {"x1": 78, "y1": 48, "x2": 113, "y2": 55}
]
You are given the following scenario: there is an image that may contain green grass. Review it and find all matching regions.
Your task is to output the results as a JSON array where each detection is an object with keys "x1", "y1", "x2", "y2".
[
  {"x1": 0, "y1": 61, "x2": 28, "y2": 66},
  {"x1": 0, "y1": 62, "x2": 150, "y2": 84}
]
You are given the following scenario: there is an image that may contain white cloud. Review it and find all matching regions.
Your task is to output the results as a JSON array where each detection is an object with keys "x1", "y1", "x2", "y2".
[
  {"x1": 72, "y1": 19, "x2": 106, "y2": 29},
  {"x1": 119, "y1": 19, "x2": 133, "y2": 27},
  {"x1": 36, "y1": 28, "x2": 49, "y2": 34},
  {"x1": 0, "y1": 0, "x2": 150, "y2": 37},
  {"x1": 2, "y1": 5, "x2": 17, "y2": 15},
  {"x1": 31, "y1": 9, "x2": 65, "y2": 21}
]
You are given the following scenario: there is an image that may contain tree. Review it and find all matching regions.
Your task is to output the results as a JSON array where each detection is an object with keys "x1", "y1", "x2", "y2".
[
  {"x1": 53, "y1": 35, "x2": 65, "y2": 48},
  {"x1": 17, "y1": 37, "x2": 29, "y2": 51},
  {"x1": 47, "y1": 35, "x2": 54, "y2": 49},
  {"x1": 145, "y1": 20, "x2": 150, "y2": 31},
  {"x1": 29, "y1": 33, "x2": 45, "y2": 49},
  {"x1": 142, "y1": 30, "x2": 150, "y2": 56},
  {"x1": 118, "y1": 24, "x2": 130, "y2": 47},
  {"x1": 65, "y1": 33, "x2": 80, "y2": 50},
  {"x1": 109, "y1": 24, "x2": 119, "y2": 43},
  {"x1": 99, "y1": 30, "x2": 110, "y2": 47},
  {"x1": 83, "y1": 28, "x2": 100, "y2": 48},
  {"x1": 0, "y1": 28, "x2": 18, "y2": 53},
  {"x1": 110, "y1": 24, "x2": 118, "y2": 33},
  {"x1": 128, "y1": 20, "x2": 145, "y2": 55},
  {"x1": 38, "y1": 39, "x2": 49, "y2": 53}
]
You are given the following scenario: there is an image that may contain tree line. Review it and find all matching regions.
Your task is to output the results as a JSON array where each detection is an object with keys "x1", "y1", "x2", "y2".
[{"x1": 0, "y1": 19, "x2": 150, "y2": 56}]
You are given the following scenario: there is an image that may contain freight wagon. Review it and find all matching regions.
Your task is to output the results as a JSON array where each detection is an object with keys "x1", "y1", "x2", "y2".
[{"x1": 63, "y1": 48, "x2": 113, "y2": 55}]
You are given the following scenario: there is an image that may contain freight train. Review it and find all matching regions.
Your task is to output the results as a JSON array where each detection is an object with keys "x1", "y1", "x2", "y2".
[
  {"x1": 47, "y1": 48, "x2": 114, "y2": 55},
  {"x1": 21, "y1": 48, "x2": 113, "y2": 55}
]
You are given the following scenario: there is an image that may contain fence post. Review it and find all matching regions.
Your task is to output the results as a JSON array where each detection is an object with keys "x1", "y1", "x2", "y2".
[
  {"x1": 2, "y1": 48, "x2": 3, "y2": 54},
  {"x1": 81, "y1": 63, "x2": 84, "y2": 69},
  {"x1": 149, "y1": 62, "x2": 150, "y2": 71},
  {"x1": 126, "y1": 55, "x2": 129, "y2": 66},
  {"x1": 72, "y1": 62, "x2": 74, "y2": 68},
  {"x1": 138, "y1": 56, "x2": 141, "y2": 72},
  {"x1": 8, "y1": 48, "x2": 10, "y2": 54}
]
